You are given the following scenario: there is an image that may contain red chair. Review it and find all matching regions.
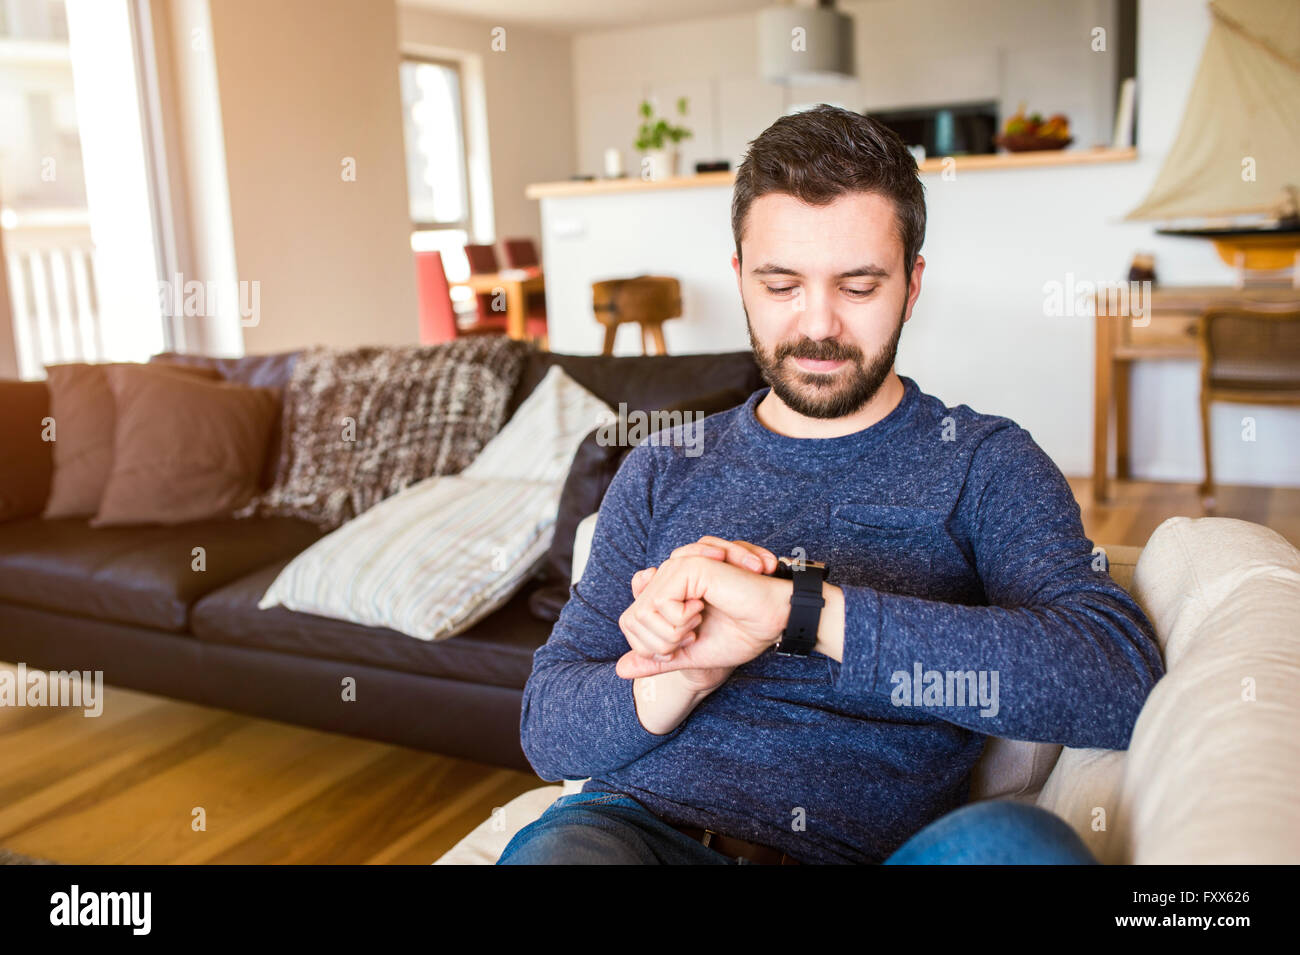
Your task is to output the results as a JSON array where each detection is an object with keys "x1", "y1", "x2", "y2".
[
  {"x1": 464, "y1": 243, "x2": 501, "y2": 325},
  {"x1": 414, "y1": 250, "x2": 547, "y2": 346},
  {"x1": 464, "y1": 243, "x2": 500, "y2": 273},
  {"x1": 414, "y1": 250, "x2": 511, "y2": 343},
  {"x1": 502, "y1": 237, "x2": 540, "y2": 269},
  {"x1": 502, "y1": 237, "x2": 547, "y2": 320},
  {"x1": 414, "y1": 250, "x2": 458, "y2": 343}
]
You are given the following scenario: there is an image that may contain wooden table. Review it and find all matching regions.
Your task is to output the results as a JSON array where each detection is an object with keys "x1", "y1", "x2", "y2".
[
  {"x1": 1093, "y1": 284, "x2": 1300, "y2": 502},
  {"x1": 451, "y1": 267, "x2": 545, "y2": 340}
]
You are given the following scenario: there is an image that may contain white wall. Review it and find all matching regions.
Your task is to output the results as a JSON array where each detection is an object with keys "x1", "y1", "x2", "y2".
[
  {"x1": 167, "y1": 0, "x2": 419, "y2": 354},
  {"x1": 571, "y1": 0, "x2": 1120, "y2": 178}
]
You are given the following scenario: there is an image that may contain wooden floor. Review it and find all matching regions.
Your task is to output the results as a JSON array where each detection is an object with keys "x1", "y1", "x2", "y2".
[
  {"x1": 2, "y1": 476, "x2": 1298, "y2": 864},
  {"x1": 1068, "y1": 476, "x2": 1300, "y2": 549}
]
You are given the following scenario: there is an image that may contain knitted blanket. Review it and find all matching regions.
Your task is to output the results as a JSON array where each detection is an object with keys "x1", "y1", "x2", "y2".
[{"x1": 243, "y1": 338, "x2": 529, "y2": 530}]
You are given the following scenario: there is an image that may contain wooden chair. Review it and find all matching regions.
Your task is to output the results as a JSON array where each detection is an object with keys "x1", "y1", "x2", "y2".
[
  {"x1": 591, "y1": 275, "x2": 682, "y2": 355},
  {"x1": 1198, "y1": 304, "x2": 1300, "y2": 507}
]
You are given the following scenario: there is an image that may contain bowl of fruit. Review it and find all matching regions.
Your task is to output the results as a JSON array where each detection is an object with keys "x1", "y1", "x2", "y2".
[{"x1": 994, "y1": 105, "x2": 1073, "y2": 152}]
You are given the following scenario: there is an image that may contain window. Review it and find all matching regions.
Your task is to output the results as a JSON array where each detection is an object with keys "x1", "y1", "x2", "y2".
[
  {"x1": 1, "y1": 0, "x2": 165, "y2": 378},
  {"x1": 399, "y1": 56, "x2": 471, "y2": 232},
  {"x1": 399, "y1": 54, "x2": 478, "y2": 312}
]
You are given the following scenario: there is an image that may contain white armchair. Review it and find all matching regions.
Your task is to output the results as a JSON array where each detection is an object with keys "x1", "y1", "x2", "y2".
[{"x1": 437, "y1": 515, "x2": 1300, "y2": 864}]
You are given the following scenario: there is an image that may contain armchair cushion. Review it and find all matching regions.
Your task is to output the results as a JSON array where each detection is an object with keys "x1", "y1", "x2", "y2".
[{"x1": 1039, "y1": 517, "x2": 1300, "y2": 864}]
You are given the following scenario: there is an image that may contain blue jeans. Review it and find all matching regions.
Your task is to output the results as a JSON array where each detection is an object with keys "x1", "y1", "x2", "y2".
[{"x1": 496, "y1": 791, "x2": 1097, "y2": 865}]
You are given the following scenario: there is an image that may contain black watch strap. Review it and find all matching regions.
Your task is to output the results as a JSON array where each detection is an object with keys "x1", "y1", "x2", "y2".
[{"x1": 775, "y1": 558, "x2": 825, "y2": 656}]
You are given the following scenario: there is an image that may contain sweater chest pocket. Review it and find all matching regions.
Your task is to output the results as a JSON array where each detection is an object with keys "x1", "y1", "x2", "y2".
[{"x1": 825, "y1": 503, "x2": 945, "y2": 596}]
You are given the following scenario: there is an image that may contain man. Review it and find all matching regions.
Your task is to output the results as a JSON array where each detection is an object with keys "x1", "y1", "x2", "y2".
[{"x1": 501, "y1": 104, "x2": 1164, "y2": 865}]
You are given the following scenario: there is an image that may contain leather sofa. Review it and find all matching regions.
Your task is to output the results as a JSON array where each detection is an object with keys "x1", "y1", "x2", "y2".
[{"x1": 0, "y1": 347, "x2": 764, "y2": 771}]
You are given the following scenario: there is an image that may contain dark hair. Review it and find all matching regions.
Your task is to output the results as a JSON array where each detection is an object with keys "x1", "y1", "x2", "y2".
[{"x1": 731, "y1": 104, "x2": 926, "y2": 277}]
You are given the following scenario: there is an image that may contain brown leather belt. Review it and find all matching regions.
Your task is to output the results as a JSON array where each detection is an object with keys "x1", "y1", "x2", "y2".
[{"x1": 669, "y1": 822, "x2": 802, "y2": 865}]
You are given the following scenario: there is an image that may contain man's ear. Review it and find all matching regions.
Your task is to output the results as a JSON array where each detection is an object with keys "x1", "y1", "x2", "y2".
[{"x1": 903, "y1": 253, "x2": 925, "y2": 323}]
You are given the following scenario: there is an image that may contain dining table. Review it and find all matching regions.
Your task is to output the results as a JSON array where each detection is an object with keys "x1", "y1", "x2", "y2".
[{"x1": 450, "y1": 266, "x2": 545, "y2": 340}]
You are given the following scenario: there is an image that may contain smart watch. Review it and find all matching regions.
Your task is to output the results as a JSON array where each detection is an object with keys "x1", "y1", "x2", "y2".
[{"x1": 771, "y1": 556, "x2": 827, "y2": 656}]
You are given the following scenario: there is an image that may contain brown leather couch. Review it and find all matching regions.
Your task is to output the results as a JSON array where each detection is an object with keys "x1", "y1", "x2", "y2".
[{"x1": 0, "y1": 348, "x2": 762, "y2": 771}]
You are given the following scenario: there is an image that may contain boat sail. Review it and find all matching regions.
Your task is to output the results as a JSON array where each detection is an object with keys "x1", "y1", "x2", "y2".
[{"x1": 1123, "y1": 0, "x2": 1300, "y2": 227}]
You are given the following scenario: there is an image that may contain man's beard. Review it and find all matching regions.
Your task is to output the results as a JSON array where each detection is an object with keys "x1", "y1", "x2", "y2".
[{"x1": 745, "y1": 302, "x2": 906, "y2": 420}]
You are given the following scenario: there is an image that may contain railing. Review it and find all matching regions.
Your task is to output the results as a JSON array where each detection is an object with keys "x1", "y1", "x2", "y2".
[{"x1": 2, "y1": 208, "x2": 103, "y2": 379}]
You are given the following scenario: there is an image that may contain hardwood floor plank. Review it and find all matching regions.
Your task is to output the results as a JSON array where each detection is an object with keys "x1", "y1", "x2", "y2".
[
  {"x1": 0, "y1": 705, "x2": 234, "y2": 843},
  {"x1": 204, "y1": 748, "x2": 464, "y2": 864},
  {"x1": 361, "y1": 767, "x2": 532, "y2": 865}
]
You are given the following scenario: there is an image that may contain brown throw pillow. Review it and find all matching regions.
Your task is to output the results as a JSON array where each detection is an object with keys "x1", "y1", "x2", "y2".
[
  {"x1": 42, "y1": 361, "x2": 222, "y2": 518},
  {"x1": 90, "y1": 364, "x2": 278, "y2": 527},
  {"x1": 0, "y1": 380, "x2": 54, "y2": 521}
]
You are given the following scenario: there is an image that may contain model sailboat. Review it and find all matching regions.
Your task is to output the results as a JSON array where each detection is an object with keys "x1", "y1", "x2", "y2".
[{"x1": 1122, "y1": 0, "x2": 1300, "y2": 286}]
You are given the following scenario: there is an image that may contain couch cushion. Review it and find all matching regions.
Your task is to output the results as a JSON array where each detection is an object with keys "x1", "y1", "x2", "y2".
[
  {"x1": 151, "y1": 350, "x2": 302, "y2": 489},
  {"x1": 92, "y1": 365, "x2": 280, "y2": 526},
  {"x1": 42, "y1": 361, "x2": 223, "y2": 518},
  {"x1": 506, "y1": 350, "x2": 763, "y2": 420},
  {"x1": 0, "y1": 516, "x2": 321, "y2": 632},
  {"x1": 192, "y1": 560, "x2": 552, "y2": 688},
  {"x1": 150, "y1": 350, "x2": 302, "y2": 390}
]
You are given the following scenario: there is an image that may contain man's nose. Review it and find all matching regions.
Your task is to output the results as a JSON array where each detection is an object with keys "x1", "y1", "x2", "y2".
[{"x1": 792, "y1": 288, "x2": 841, "y2": 341}]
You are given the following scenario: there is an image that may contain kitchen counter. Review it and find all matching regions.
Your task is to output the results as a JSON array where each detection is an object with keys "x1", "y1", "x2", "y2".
[{"x1": 525, "y1": 147, "x2": 1137, "y2": 199}]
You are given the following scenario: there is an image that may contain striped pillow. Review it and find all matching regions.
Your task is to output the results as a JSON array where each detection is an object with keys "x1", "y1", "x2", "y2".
[{"x1": 257, "y1": 366, "x2": 616, "y2": 641}]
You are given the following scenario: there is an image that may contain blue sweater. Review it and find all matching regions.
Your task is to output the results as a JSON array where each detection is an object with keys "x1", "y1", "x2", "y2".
[{"x1": 519, "y1": 376, "x2": 1165, "y2": 864}]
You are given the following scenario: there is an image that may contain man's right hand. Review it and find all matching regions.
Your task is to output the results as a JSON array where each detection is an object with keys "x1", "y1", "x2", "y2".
[{"x1": 627, "y1": 536, "x2": 779, "y2": 694}]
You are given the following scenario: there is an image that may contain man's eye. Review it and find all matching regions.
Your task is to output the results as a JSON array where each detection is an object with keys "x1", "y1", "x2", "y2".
[{"x1": 764, "y1": 285, "x2": 875, "y2": 297}]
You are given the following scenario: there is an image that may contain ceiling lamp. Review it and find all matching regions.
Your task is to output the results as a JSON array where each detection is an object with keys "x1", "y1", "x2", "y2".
[{"x1": 758, "y1": 0, "x2": 856, "y2": 86}]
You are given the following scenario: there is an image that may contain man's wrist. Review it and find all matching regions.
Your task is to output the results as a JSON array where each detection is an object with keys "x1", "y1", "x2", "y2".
[
  {"x1": 633, "y1": 669, "x2": 718, "y2": 736},
  {"x1": 813, "y1": 583, "x2": 845, "y2": 662},
  {"x1": 768, "y1": 576, "x2": 794, "y2": 647}
]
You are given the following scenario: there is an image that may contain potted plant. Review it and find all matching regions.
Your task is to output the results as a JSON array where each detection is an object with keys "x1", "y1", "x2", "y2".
[{"x1": 635, "y1": 97, "x2": 693, "y2": 181}]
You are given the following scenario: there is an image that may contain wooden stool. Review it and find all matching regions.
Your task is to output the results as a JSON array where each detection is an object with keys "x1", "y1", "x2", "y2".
[{"x1": 592, "y1": 275, "x2": 682, "y2": 355}]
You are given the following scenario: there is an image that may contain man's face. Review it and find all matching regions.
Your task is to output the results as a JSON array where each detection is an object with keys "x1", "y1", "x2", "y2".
[{"x1": 733, "y1": 191, "x2": 924, "y2": 419}]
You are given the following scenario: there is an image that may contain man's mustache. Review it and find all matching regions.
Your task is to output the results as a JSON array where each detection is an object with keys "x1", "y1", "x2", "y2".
[{"x1": 774, "y1": 339, "x2": 863, "y2": 363}]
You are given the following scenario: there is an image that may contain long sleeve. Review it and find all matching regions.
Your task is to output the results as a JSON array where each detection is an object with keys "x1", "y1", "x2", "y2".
[
  {"x1": 831, "y1": 425, "x2": 1166, "y2": 750},
  {"x1": 519, "y1": 443, "x2": 686, "y2": 781}
]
